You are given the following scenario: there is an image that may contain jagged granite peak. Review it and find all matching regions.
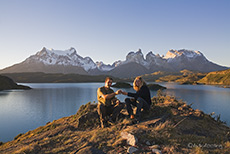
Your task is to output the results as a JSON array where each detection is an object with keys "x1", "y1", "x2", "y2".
[
  {"x1": 112, "y1": 60, "x2": 122, "y2": 67},
  {"x1": 125, "y1": 49, "x2": 148, "y2": 66},
  {"x1": 146, "y1": 51, "x2": 166, "y2": 66},
  {"x1": 146, "y1": 51, "x2": 156, "y2": 62},
  {"x1": 146, "y1": 51, "x2": 155, "y2": 57}
]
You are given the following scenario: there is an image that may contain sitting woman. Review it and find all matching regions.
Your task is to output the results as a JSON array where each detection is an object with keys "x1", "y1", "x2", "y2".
[{"x1": 121, "y1": 76, "x2": 151, "y2": 122}]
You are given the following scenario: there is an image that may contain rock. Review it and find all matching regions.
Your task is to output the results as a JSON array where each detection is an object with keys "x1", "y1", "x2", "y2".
[
  {"x1": 127, "y1": 146, "x2": 138, "y2": 153},
  {"x1": 121, "y1": 131, "x2": 138, "y2": 146},
  {"x1": 146, "y1": 141, "x2": 151, "y2": 146},
  {"x1": 152, "y1": 149, "x2": 162, "y2": 154}
]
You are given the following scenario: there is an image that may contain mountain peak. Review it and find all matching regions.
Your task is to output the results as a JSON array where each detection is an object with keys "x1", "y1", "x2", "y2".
[
  {"x1": 137, "y1": 48, "x2": 142, "y2": 53},
  {"x1": 164, "y1": 49, "x2": 203, "y2": 59},
  {"x1": 125, "y1": 49, "x2": 147, "y2": 66},
  {"x1": 146, "y1": 51, "x2": 155, "y2": 57},
  {"x1": 41, "y1": 47, "x2": 47, "y2": 51}
]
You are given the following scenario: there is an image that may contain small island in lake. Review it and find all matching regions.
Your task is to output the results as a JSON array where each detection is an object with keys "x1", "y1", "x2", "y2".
[
  {"x1": 111, "y1": 82, "x2": 132, "y2": 88},
  {"x1": 147, "y1": 83, "x2": 166, "y2": 90}
]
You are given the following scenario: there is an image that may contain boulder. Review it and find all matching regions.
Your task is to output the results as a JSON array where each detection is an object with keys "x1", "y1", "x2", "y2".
[
  {"x1": 127, "y1": 146, "x2": 138, "y2": 153},
  {"x1": 121, "y1": 131, "x2": 138, "y2": 146}
]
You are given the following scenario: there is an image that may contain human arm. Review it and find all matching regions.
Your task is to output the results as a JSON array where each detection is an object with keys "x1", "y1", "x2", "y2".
[
  {"x1": 97, "y1": 88, "x2": 121, "y2": 102},
  {"x1": 103, "y1": 90, "x2": 121, "y2": 100},
  {"x1": 126, "y1": 86, "x2": 147, "y2": 99},
  {"x1": 128, "y1": 85, "x2": 151, "y2": 104},
  {"x1": 121, "y1": 90, "x2": 128, "y2": 95}
]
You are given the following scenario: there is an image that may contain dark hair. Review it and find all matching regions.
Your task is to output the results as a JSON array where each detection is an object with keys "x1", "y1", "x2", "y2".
[{"x1": 105, "y1": 77, "x2": 113, "y2": 82}]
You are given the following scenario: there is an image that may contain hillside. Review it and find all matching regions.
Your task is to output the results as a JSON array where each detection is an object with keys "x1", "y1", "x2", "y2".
[
  {"x1": 1, "y1": 72, "x2": 122, "y2": 83},
  {"x1": 0, "y1": 75, "x2": 31, "y2": 91},
  {"x1": 198, "y1": 69, "x2": 230, "y2": 86},
  {"x1": 142, "y1": 70, "x2": 207, "y2": 84},
  {"x1": 138, "y1": 71, "x2": 180, "y2": 82},
  {"x1": 155, "y1": 70, "x2": 207, "y2": 85},
  {"x1": 1, "y1": 94, "x2": 229, "y2": 153}
]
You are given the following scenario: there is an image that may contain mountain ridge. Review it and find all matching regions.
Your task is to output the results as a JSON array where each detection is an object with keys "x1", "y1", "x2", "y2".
[{"x1": 0, "y1": 47, "x2": 228, "y2": 78}]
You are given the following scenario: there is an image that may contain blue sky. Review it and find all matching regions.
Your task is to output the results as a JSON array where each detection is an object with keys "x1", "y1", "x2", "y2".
[{"x1": 0, "y1": 0, "x2": 230, "y2": 69}]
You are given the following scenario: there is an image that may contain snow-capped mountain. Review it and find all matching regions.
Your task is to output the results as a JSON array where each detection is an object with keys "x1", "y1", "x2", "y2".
[
  {"x1": 25, "y1": 47, "x2": 97, "y2": 71},
  {"x1": 0, "y1": 47, "x2": 228, "y2": 78},
  {"x1": 0, "y1": 47, "x2": 96, "y2": 74},
  {"x1": 164, "y1": 49, "x2": 202, "y2": 59}
]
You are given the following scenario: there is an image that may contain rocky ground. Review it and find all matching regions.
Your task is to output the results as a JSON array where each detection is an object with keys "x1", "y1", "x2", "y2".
[{"x1": 0, "y1": 92, "x2": 230, "y2": 154}]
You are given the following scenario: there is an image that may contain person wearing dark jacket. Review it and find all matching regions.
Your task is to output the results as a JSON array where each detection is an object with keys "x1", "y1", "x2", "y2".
[{"x1": 121, "y1": 76, "x2": 151, "y2": 122}]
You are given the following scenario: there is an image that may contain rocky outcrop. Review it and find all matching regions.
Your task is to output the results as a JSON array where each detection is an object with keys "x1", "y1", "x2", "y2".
[{"x1": 0, "y1": 75, "x2": 31, "y2": 91}]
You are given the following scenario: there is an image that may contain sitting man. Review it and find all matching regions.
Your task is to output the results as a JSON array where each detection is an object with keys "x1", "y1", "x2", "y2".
[{"x1": 97, "y1": 77, "x2": 124, "y2": 128}]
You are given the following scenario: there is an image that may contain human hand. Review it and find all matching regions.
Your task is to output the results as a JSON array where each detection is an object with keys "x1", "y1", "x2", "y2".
[
  {"x1": 116, "y1": 99, "x2": 120, "y2": 105},
  {"x1": 115, "y1": 90, "x2": 122, "y2": 95}
]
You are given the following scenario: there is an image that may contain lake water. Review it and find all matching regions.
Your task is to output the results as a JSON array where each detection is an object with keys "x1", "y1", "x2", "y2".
[{"x1": 0, "y1": 83, "x2": 230, "y2": 142}]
